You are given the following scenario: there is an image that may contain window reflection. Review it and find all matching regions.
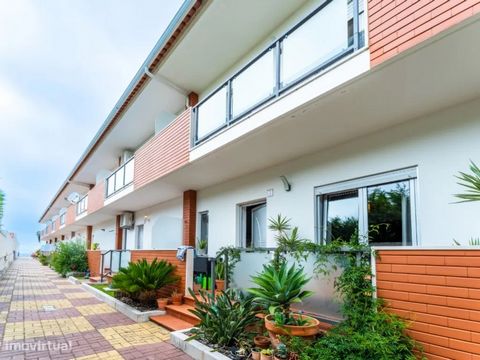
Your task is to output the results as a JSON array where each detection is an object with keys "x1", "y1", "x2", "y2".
[{"x1": 325, "y1": 190, "x2": 359, "y2": 242}]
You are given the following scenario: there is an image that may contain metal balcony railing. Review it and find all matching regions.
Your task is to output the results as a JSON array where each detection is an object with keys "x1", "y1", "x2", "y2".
[
  {"x1": 105, "y1": 157, "x2": 134, "y2": 199},
  {"x1": 193, "y1": 0, "x2": 365, "y2": 145}
]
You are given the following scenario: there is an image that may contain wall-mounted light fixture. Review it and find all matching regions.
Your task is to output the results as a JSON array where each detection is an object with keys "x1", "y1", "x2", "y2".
[
  {"x1": 280, "y1": 175, "x2": 291, "y2": 192},
  {"x1": 144, "y1": 215, "x2": 151, "y2": 223}
]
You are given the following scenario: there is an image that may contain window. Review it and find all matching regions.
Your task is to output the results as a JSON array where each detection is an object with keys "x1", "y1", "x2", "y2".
[
  {"x1": 239, "y1": 201, "x2": 267, "y2": 248},
  {"x1": 135, "y1": 225, "x2": 144, "y2": 249},
  {"x1": 199, "y1": 211, "x2": 209, "y2": 243},
  {"x1": 316, "y1": 168, "x2": 417, "y2": 246}
]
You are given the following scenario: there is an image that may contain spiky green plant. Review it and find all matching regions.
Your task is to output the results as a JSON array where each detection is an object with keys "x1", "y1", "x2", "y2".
[
  {"x1": 112, "y1": 259, "x2": 179, "y2": 304},
  {"x1": 470, "y1": 238, "x2": 480, "y2": 246},
  {"x1": 188, "y1": 288, "x2": 258, "y2": 348},
  {"x1": 248, "y1": 262, "x2": 313, "y2": 323},
  {"x1": 455, "y1": 161, "x2": 480, "y2": 202}
]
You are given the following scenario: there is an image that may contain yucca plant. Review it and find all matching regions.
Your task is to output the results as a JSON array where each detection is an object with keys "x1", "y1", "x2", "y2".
[
  {"x1": 248, "y1": 262, "x2": 313, "y2": 324},
  {"x1": 188, "y1": 288, "x2": 258, "y2": 348},
  {"x1": 455, "y1": 161, "x2": 480, "y2": 202},
  {"x1": 112, "y1": 259, "x2": 179, "y2": 304}
]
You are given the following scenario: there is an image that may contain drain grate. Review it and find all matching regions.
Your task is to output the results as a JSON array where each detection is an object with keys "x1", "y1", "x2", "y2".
[{"x1": 42, "y1": 305, "x2": 56, "y2": 311}]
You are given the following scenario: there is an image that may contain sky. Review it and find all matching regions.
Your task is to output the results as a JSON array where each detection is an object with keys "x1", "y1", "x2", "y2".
[{"x1": 0, "y1": 0, "x2": 184, "y2": 254}]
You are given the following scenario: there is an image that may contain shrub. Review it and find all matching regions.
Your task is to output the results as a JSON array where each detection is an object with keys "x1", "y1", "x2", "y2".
[
  {"x1": 38, "y1": 253, "x2": 50, "y2": 266},
  {"x1": 188, "y1": 288, "x2": 258, "y2": 349},
  {"x1": 248, "y1": 262, "x2": 313, "y2": 324},
  {"x1": 50, "y1": 240, "x2": 88, "y2": 276},
  {"x1": 111, "y1": 259, "x2": 179, "y2": 305}
]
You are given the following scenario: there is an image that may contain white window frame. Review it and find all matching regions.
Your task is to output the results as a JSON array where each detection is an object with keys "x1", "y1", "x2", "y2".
[
  {"x1": 237, "y1": 199, "x2": 267, "y2": 248},
  {"x1": 315, "y1": 167, "x2": 419, "y2": 246}
]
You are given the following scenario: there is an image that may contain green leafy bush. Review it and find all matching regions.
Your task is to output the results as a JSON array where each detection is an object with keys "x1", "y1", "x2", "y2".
[
  {"x1": 188, "y1": 288, "x2": 258, "y2": 349},
  {"x1": 111, "y1": 259, "x2": 179, "y2": 305},
  {"x1": 50, "y1": 240, "x2": 88, "y2": 276},
  {"x1": 38, "y1": 253, "x2": 51, "y2": 266}
]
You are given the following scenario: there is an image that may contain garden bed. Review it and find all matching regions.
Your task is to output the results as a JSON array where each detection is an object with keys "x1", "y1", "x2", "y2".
[
  {"x1": 80, "y1": 282, "x2": 165, "y2": 322},
  {"x1": 171, "y1": 329, "x2": 232, "y2": 360}
]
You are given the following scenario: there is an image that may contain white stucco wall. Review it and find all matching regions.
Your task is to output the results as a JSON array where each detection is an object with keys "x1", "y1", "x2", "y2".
[
  {"x1": 0, "y1": 232, "x2": 18, "y2": 271},
  {"x1": 92, "y1": 221, "x2": 115, "y2": 251},
  {"x1": 126, "y1": 197, "x2": 183, "y2": 250},
  {"x1": 197, "y1": 98, "x2": 480, "y2": 255}
]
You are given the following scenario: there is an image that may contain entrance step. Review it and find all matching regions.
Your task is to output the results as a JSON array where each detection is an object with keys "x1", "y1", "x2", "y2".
[
  {"x1": 150, "y1": 314, "x2": 194, "y2": 331},
  {"x1": 89, "y1": 276, "x2": 101, "y2": 283},
  {"x1": 166, "y1": 304, "x2": 199, "y2": 326}
]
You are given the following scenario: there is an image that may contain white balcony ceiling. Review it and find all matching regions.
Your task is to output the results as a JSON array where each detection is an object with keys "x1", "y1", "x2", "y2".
[{"x1": 158, "y1": 0, "x2": 311, "y2": 94}]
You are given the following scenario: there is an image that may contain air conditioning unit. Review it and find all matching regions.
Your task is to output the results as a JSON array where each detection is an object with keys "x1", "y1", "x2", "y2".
[{"x1": 119, "y1": 212, "x2": 134, "y2": 229}]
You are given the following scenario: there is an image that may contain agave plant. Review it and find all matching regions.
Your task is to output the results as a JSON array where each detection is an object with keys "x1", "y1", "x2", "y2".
[
  {"x1": 454, "y1": 161, "x2": 480, "y2": 202},
  {"x1": 188, "y1": 288, "x2": 258, "y2": 348},
  {"x1": 112, "y1": 259, "x2": 179, "y2": 304},
  {"x1": 248, "y1": 262, "x2": 313, "y2": 323}
]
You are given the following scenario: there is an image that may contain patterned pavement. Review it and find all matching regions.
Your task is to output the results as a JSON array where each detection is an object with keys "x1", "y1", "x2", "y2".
[{"x1": 0, "y1": 259, "x2": 192, "y2": 360}]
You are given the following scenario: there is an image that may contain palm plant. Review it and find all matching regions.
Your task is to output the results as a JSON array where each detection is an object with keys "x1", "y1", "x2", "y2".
[
  {"x1": 454, "y1": 161, "x2": 480, "y2": 202},
  {"x1": 112, "y1": 259, "x2": 179, "y2": 304},
  {"x1": 188, "y1": 288, "x2": 258, "y2": 348},
  {"x1": 248, "y1": 262, "x2": 313, "y2": 323}
]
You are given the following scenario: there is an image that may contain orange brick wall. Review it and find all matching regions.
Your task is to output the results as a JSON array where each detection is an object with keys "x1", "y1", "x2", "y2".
[
  {"x1": 88, "y1": 182, "x2": 104, "y2": 214},
  {"x1": 134, "y1": 109, "x2": 191, "y2": 189},
  {"x1": 130, "y1": 250, "x2": 186, "y2": 298},
  {"x1": 376, "y1": 249, "x2": 480, "y2": 359},
  {"x1": 369, "y1": 0, "x2": 480, "y2": 66},
  {"x1": 87, "y1": 250, "x2": 101, "y2": 277}
]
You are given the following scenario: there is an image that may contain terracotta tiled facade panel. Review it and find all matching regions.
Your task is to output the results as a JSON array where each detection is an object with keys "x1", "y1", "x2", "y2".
[
  {"x1": 87, "y1": 182, "x2": 105, "y2": 214},
  {"x1": 183, "y1": 190, "x2": 196, "y2": 247},
  {"x1": 87, "y1": 250, "x2": 101, "y2": 277},
  {"x1": 66, "y1": 205, "x2": 76, "y2": 226},
  {"x1": 130, "y1": 250, "x2": 187, "y2": 297},
  {"x1": 369, "y1": 0, "x2": 480, "y2": 66},
  {"x1": 376, "y1": 249, "x2": 480, "y2": 359},
  {"x1": 134, "y1": 109, "x2": 191, "y2": 189}
]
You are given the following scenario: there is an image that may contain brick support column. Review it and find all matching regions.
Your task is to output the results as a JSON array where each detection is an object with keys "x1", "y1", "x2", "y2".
[
  {"x1": 115, "y1": 215, "x2": 123, "y2": 250},
  {"x1": 86, "y1": 226, "x2": 93, "y2": 250},
  {"x1": 183, "y1": 190, "x2": 197, "y2": 247},
  {"x1": 187, "y1": 92, "x2": 198, "y2": 107}
]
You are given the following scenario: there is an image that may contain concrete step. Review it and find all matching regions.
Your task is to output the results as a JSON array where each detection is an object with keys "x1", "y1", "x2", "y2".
[{"x1": 150, "y1": 314, "x2": 194, "y2": 331}]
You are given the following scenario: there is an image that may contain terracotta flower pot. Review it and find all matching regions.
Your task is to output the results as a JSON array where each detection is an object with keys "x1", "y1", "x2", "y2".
[
  {"x1": 171, "y1": 294, "x2": 183, "y2": 305},
  {"x1": 157, "y1": 298, "x2": 168, "y2": 310},
  {"x1": 265, "y1": 314, "x2": 320, "y2": 338},
  {"x1": 251, "y1": 350, "x2": 261, "y2": 360},
  {"x1": 254, "y1": 335, "x2": 271, "y2": 349},
  {"x1": 215, "y1": 279, "x2": 225, "y2": 291},
  {"x1": 193, "y1": 283, "x2": 202, "y2": 294}
]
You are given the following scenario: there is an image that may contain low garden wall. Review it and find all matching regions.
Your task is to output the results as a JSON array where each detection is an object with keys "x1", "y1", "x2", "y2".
[
  {"x1": 130, "y1": 250, "x2": 186, "y2": 297},
  {"x1": 374, "y1": 248, "x2": 480, "y2": 359},
  {"x1": 86, "y1": 250, "x2": 101, "y2": 277}
]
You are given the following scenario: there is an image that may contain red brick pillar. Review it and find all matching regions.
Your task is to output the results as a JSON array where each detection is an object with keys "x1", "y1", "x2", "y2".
[
  {"x1": 183, "y1": 190, "x2": 197, "y2": 246},
  {"x1": 188, "y1": 92, "x2": 198, "y2": 107},
  {"x1": 115, "y1": 215, "x2": 123, "y2": 250},
  {"x1": 86, "y1": 226, "x2": 93, "y2": 250}
]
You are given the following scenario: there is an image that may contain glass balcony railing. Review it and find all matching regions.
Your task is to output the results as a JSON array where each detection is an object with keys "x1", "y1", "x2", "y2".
[
  {"x1": 76, "y1": 194, "x2": 88, "y2": 216},
  {"x1": 193, "y1": 0, "x2": 365, "y2": 145},
  {"x1": 105, "y1": 157, "x2": 134, "y2": 198}
]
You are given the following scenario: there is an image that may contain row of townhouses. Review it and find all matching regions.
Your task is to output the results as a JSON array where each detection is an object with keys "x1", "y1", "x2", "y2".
[{"x1": 39, "y1": 0, "x2": 480, "y2": 328}]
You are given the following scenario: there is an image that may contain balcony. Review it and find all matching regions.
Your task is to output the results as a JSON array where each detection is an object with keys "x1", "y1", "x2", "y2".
[
  {"x1": 193, "y1": 0, "x2": 365, "y2": 145},
  {"x1": 76, "y1": 194, "x2": 88, "y2": 217},
  {"x1": 105, "y1": 157, "x2": 134, "y2": 199}
]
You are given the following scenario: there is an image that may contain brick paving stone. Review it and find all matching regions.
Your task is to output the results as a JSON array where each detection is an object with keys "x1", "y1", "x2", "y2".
[{"x1": 0, "y1": 259, "x2": 192, "y2": 360}]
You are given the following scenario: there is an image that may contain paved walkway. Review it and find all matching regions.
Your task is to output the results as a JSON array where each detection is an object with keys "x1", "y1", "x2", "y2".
[{"x1": 0, "y1": 258, "x2": 192, "y2": 360}]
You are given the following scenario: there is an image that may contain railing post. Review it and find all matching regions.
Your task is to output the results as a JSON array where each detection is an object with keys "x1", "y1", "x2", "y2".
[
  {"x1": 210, "y1": 258, "x2": 216, "y2": 298},
  {"x1": 110, "y1": 251, "x2": 113, "y2": 274},
  {"x1": 352, "y1": 0, "x2": 360, "y2": 50},
  {"x1": 119, "y1": 251, "x2": 122, "y2": 272},
  {"x1": 224, "y1": 252, "x2": 229, "y2": 289},
  {"x1": 100, "y1": 253, "x2": 104, "y2": 283}
]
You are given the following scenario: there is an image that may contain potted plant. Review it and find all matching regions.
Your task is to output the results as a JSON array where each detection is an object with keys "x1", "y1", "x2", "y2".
[
  {"x1": 274, "y1": 343, "x2": 288, "y2": 360},
  {"x1": 251, "y1": 348, "x2": 261, "y2": 360},
  {"x1": 91, "y1": 242, "x2": 100, "y2": 250},
  {"x1": 197, "y1": 239, "x2": 207, "y2": 256},
  {"x1": 156, "y1": 297, "x2": 168, "y2": 310},
  {"x1": 248, "y1": 262, "x2": 319, "y2": 339},
  {"x1": 215, "y1": 258, "x2": 226, "y2": 291},
  {"x1": 171, "y1": 289, "x2": 183, "y2": 305},
  {"x1": 254, "y1": 335, "x2": 271, "y2": 349},
  {"x1": 260, "y1": 349, "x2": 273, "y2": 360}
]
